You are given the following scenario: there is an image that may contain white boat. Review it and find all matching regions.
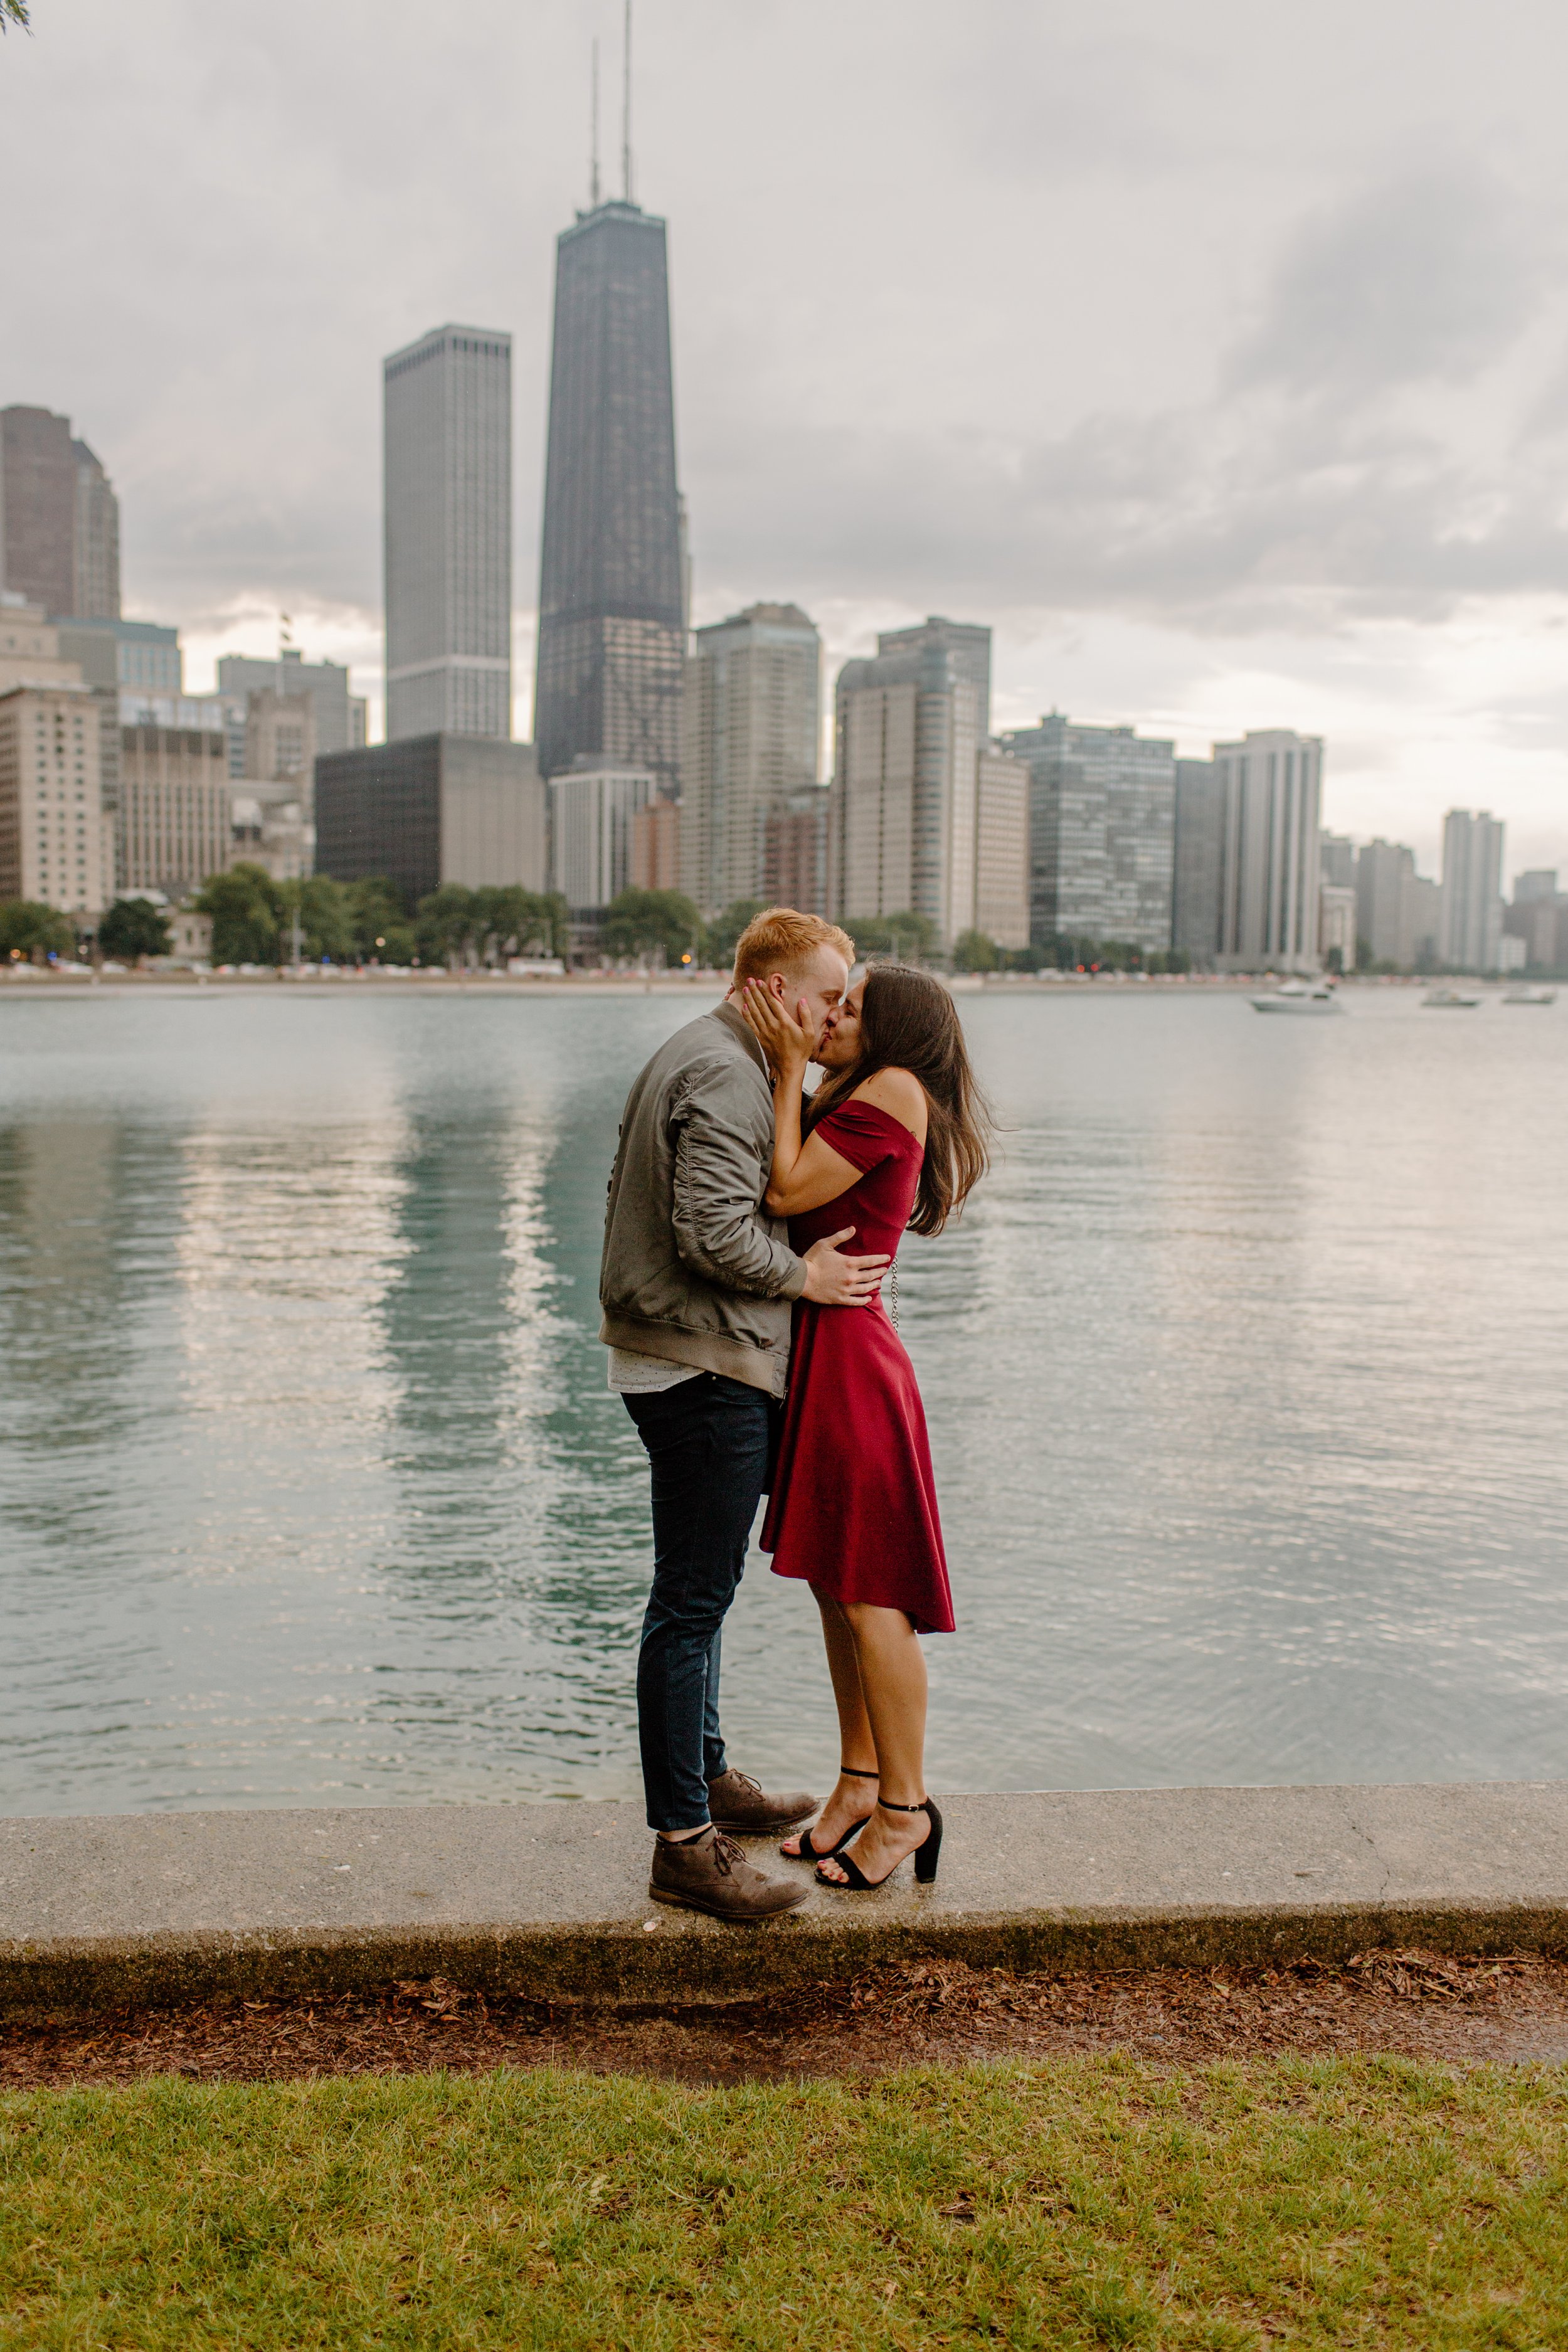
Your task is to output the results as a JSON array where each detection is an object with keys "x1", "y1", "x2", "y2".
[
  {"x1": 1249, "y1": 980, "x2": 1345, "y2": 1015},
  {"x1": 1422, "y1": 987, "x2": 1483, "y2": 1009},
  {"x1": 1503, "y1": 985, "x2": 1557, "y2": 1006}
]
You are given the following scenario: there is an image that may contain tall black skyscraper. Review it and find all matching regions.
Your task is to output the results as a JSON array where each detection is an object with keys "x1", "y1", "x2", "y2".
[{"x1": 533, "y1": 197, "x2": 684, "y2": 791}]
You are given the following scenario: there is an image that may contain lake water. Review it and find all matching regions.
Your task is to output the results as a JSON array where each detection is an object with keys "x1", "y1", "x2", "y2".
[{"x1": 4, "y1": 983, "x2": 1567, "y2": 1818}]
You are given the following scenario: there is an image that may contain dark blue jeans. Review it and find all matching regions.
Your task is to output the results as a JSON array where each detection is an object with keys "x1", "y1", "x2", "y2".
[{"x1": 623, "y1": 1372, "x2": 774, "y2": 1833}]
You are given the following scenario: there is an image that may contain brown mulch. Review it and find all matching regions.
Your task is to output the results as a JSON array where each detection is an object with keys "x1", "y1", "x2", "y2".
[{"x1": 4, "y1": 1952, "x2": 1567, "y2": 2089}]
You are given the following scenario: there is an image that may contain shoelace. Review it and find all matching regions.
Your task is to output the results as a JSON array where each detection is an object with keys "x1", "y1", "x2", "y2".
[
  {"x1": 711, "y1": 1831, "x2": 744, "y2": 1877},
  {"x1": 722, "y1": 1771, "x2": 761, "y2": 1798}
]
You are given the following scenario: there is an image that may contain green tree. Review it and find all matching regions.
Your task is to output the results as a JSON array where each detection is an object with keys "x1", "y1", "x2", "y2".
[
  {"x1": 704, "y1": 899, "x2": 767, "y2": 970},
  {"x1": 601, "y1": 887, "x2": 704, "y2": 966},
  {"x1": 344, "y1": 877, "x2": 414, "y2": 963},
  {"x1": 471, "y1": 886, "x2": 568, "y2": 964},
  {"x1": 277, "y1": 876, "x2": 355, "y2": 962},
  {"x1": 97, "y1": 898, "x2": 172, "y2": 961},
  {"x1": 195, "y1": 864, "x2": 282, "y2": 965},
  {"x1": 0, "y1": 899, "x2": 74, "y2": 959},
  {"x1": 1, "y1": 3, "x2": 31, "y2": 32},
  {"x1": 847, "y1": 911, "x2": 936, "y2": 963},
  {"x1": 415, "y1": 883, "x2": 480, "y2": 965},
  {"x1": 951, "y1": 928, "x2": 998, "y2": 973}
]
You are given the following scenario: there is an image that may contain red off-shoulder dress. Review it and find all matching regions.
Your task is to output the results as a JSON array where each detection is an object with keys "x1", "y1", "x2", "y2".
[{"x1": 759, "y1": 1097, "x2": 955, "y2": 1635}]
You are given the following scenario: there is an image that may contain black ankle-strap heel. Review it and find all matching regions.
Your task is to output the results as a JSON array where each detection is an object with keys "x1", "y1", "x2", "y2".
[
  {"x1": 782, "y1": 1766, "x2": 879, "y2": 1863},
  {"x1": 817, "y1": 1796, "x2": 943, "y2": 1890}
]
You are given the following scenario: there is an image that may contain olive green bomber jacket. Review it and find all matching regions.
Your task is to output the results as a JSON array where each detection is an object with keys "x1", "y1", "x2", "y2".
[{"x1": 598, "y1": 1001, "x2": 807, "y2": 1397}]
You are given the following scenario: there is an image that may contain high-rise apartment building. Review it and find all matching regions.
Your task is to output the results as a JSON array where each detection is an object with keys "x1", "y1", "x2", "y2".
[
  {"x1": 632, "y1": 797, "x2": 681, "y2": 893},
  {"x1": 999, "y1": 714, "x2": 1175, "y2": 958},
  {"x1": 550, "y1": 761, "x2": 657, "y2": 912},
  {"x1": 829, "y1": 625, "x2": 1024, "y2": 950},
  {"x1": 117, "y1": 718, "x2": 234, "y2": 899},
  {"x1": 0, "y1": 682, "x2": 114, "y2": 914},
  {"x1": 534, "y1": 200, "x2": 684, "y2": 792},
  {"x1": 1, "y1": 406, "x2": 120, "y2": 620},
  {"x1": 681, "y1": 602, "x2": 820, "y2": 915},
  {"x1": 1353, "y1": 838, "x2": 1438, "y2": 968},
  {"x1": 1172, "y1": 758, "x2": 1222, "y2": 965},
  {"x1": 1439, "y1": 808, "x2": 1505, "y2": 971},
  {"x1": 218, "y1": 647, "x2": 357, "y2": 758},
  {"x1": 1320, "y1": 884, "x2": 1357, "y2": 972},
  {"x1": 1503, "y1": 870, "x2": 1567, "y2": 970},
  {"x1": 383, "y1": 325, "x2": 512, "y2": 743},
  {"x1": 762, "y1": 792, "x2": 828, "y2": 917},
  {"x1": 875, "y1": 617, "x2": 992, "y2": 734},
  {"x1": 1210, "y1": 730, "x2": 1323, "y2": 973},
  {"x1": 829, "y1": 643, "x2": 979, "y2": 949},
  {"x1": 972, "y1": 744, "x2": 1029, "y2": 949},
  {"x1": 1320, "y1": 832, "x2": 1356, "y2": 891}
]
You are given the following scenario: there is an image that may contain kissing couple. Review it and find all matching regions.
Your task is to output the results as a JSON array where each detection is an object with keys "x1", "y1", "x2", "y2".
[{"x1": 600, "y1": 906, "x2": 990, "y2": 1920}]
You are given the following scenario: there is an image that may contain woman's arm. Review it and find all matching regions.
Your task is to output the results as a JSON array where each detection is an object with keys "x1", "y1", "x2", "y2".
[{"x1": 738, "y1": 980, "x2": 866, "y2": 1216}]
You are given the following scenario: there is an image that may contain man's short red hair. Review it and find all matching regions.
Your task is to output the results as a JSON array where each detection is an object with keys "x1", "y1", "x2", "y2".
[{"x1": 732, "y1": 906, "x2": 856, "y2": 986}]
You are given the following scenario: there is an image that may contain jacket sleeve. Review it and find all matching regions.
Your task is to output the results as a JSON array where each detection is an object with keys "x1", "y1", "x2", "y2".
[{"x1": 670, "y1": 1060, "x2": 808, "y2": 1301}]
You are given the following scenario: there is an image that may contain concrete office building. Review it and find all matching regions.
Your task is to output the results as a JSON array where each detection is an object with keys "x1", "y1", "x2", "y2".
[
  {"x1": 1, "y1": 405, "x2": 120, "y2": 620},
  {"x1": 383, "y1": 326, "x2": 512, "y2": 743},
  {"x1": 534, "y1": 200, "x2": 684, "y2": 792},
  {"x1": 1210, "y1": 730, "x2": 1323, "y2": 974},
  {"x1": 1439, "y1": 808, "x2": 1505, "y2": 971},
  {"x1": 0, "y1": 682, "x2": 114, "y2": 915},
  {"x1": 1503, "y1": 870, "x2": 1567, "y2": 970},
  {"x1": 1000, "y1": 714, "x2": 1176, "y2": 958},
  {"x1": 1320, "y1": 883, "x2": 1357, "y2": 972},
  {"x1": 315, "y1": 736, "x2": 544, "y2": 911},
  {"x1": 1171, "y1": 758, "x2": 1222, "y2": 965},
  {"x1": 244, "y1": 690, "x2": 317, "y2": 795},
  {"x1": 56, "y1": 616, "x2": 181, "y2": 695},
  {"x1": 681, "y1": 602, "x2": 820, "y2": 915},
  {"x1": 218, "y1": 649, "x2": 363, "y2": 760},
  {"x1": 0, "y1": 597, "x2": 82, "y2": 692},
  {"x1": 117, "y1": 717, "x2": 233, "y2": 899},
  {"x1": 550, "y1": 760, "x2": 657, "y2": 912},
  {"x1": 1320, "y1": 832, "x2": 1356, "y2": 891},
  {"x1": 762, "y1": 790, "x2": 828, "y2": 917}
]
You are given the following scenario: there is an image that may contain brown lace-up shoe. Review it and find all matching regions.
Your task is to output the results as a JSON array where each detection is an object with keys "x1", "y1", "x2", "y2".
[
  {"x1": 649, "y1": 1827, "x2": 810, "y2": 1922},
  {"x1": 706, "y1": 1767, "x2": 817, "y2": 1834}
]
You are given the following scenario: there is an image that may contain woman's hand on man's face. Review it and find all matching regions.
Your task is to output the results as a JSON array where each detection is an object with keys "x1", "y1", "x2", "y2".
[{"x1": 739, "y1": 977, "x2": 813, "y2": 1078}]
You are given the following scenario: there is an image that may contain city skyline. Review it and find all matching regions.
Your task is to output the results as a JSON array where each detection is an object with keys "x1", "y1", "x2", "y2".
[{"x1": 6, "y1": 2, "x2": 1568, "y2": 877}]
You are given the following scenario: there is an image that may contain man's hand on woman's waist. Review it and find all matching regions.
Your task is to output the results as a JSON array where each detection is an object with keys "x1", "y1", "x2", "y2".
[{"x1": 800, "y1": 1228, "x2": 890, "y2": 1306}]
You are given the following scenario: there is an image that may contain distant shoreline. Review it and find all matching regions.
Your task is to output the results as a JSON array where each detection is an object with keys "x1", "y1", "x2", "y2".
[{"x1": 2, "y1": 970, "x2": 1456, "y2": 1001}]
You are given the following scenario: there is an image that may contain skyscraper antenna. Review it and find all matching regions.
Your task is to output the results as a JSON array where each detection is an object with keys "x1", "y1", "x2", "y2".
[
  {"x1": 621, "y1": 0, "x2": 633, "y2": 204},
  {"x1": 590, "y1": 37, "x2": 600, "y2": 207}
]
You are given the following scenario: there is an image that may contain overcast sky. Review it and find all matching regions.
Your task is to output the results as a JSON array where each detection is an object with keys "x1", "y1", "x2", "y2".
[{"x1": 7, "y1": 0, "x2": 1568, "y2": 877}]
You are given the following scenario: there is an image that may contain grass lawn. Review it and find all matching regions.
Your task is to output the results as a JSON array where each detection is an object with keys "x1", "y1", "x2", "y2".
[{"x1": 2, "y1": 2056, "x2": 1565, "y2": 2348}]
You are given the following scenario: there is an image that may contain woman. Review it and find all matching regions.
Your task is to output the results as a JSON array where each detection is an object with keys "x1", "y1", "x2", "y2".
[{"x1": 739, "y1": 961, "x2": 991, "y2": 1890}]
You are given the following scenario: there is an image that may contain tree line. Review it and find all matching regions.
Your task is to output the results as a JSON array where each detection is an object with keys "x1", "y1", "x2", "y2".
[{"x1": 3, "y1": 876, "x2": 1185, "y2": 977}]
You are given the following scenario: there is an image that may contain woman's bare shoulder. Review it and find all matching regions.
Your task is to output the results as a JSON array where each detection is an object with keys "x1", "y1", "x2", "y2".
[{"x1": 848, "y1": 1065, "x2": 928, "y2": 1139}]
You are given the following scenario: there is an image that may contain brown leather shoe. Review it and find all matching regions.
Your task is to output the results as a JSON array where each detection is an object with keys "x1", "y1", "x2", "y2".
[
  {"x1": 649, "y1": 1827, "x2": 810, "y2": 1921},
  {"x1": 706, "y1": 1767, "x2": 818, "y2": 1834}
]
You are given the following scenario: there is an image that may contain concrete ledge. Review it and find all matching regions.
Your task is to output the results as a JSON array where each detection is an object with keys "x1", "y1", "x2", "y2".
[{"x1": 3, "y1": 1784, "x2": 1567, "y2": 2021}]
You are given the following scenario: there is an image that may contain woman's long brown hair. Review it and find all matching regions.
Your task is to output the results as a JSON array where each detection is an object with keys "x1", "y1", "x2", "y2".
[{"x1": 806, "y1": 964, "x2": 992, "y2": 1234}]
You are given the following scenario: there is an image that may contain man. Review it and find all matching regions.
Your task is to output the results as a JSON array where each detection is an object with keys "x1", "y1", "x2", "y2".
[{"x1": 601, "y1": 906, "x2": 889, "y2": 1920}]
